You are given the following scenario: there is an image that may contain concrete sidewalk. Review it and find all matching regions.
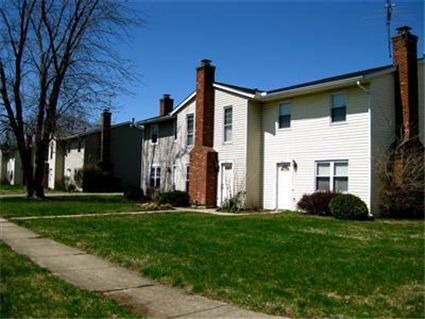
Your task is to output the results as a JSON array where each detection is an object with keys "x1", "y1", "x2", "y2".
[{"x1": 0, "y1": 218, "x2": 282, "y2": 318}]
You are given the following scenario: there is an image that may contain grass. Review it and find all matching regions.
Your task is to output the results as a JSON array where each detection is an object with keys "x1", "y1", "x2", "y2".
[
  {"x1": 0, "y1": 241, "x2": 136, "y2": 318},
  {"x1": 17, "y1": 212, "x2": 425, "y2": 318},
  {"x1": 0, "y1": 184, "x2": 64, "y2": 195},
  {"x1": 0, "y1": 195, "x2": 144, "y2": 218},
  {"x1": 0, "y1": 184, "x2": 27, "y2": 195}
]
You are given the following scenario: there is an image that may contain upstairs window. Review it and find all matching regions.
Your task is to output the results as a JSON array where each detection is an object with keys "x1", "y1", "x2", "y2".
[
  {"x1": 278, "y1": 103, "x2": 291, "y2": 129},
  {"x1": 173, "y1": 120, "x2": 177, "y2": 141},
  {"x1": 331, "y1": 92, "x2": 346, "y2": 123},
  {"x1": 150, "y1": 166, "x2": 161, "y2": 189},
  {"x1": 151, "y1": 124, "x2": 158, "y2": 144},
  {"x1": 315, "y1": 160, "x2": 348, "y2": 192},
  {"x1": 186, "y1": 114, "x2": 194, "y2": 146},
  {"x1": 224, "y1": 107, "x2": 232, "y2": 143}
]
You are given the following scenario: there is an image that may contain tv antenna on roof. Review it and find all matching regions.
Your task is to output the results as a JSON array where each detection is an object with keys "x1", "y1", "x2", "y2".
[{"x1": 385, "y1": 0, "x2": 396, "y2": 58}]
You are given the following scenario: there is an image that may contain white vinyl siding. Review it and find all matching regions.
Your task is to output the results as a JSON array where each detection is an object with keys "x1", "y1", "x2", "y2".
[
  {"x1": 262, "y1": 86, "x2": 370, "y2": 210},
  {"x1": 214, "y1": 89, "x2": 249, "y2": 206},
  {"x1": 370, "y1": 72, "x2": 396, "y2": 214},
  {"x1": 173, "y1": 98, "x2": 195, "y2": 192}
]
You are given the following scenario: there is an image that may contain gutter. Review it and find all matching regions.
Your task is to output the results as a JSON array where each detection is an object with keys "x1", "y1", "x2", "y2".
[{"x1": 258, "y1": 76, "x2": 364, "y2": 101}]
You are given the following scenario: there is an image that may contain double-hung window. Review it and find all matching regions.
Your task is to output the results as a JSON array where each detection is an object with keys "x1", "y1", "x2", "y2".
[
  {"x1": 150, "y1": 166, "x2": 161, "y2": 189},
  {"x1": 151, "y1": 124, "x2": 159, "y2": 144},
  {"x1": 331, "y1": 92, "x2": 346, "y2": 123},
  {"x1": 224, "y1": 106, "x2": 232, "y2": 143},
  {"x1": 186, "y1": 114, "x2": 194, "y2": 146},
  {"x1": 315, "y1": 161, "x2": 348, "y2": 192},
  {"x1": 278, "y1": 102, "x2": 291, "y2": 129}
]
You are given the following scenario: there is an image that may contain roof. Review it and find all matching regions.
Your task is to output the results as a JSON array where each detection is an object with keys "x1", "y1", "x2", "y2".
[
  {"x1": 214, "y1": 82, "x2": 261, "y2": 95},
  {"x1": 266, "y1": 64, "x2": 394, "y2": 94},
  {"x1": 61, "y1": 121, "x2": 132, "y2": 140},
  {"x1": 136, "y1": 114, "x2": 175, "y2": 125}
]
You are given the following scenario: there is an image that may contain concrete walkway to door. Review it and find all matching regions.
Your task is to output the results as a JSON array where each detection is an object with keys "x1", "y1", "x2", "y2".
[{"x1": 0, "y1": 217, "x2": 283, "y2": 319}]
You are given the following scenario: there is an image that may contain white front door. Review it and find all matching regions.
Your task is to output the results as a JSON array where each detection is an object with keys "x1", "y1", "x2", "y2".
[
  {"x1": 276, "y1": 162, "x2": 292, "y2": 210},
  {"x1": 220, "y1": 162, "x2": 234, "y2": 205}
]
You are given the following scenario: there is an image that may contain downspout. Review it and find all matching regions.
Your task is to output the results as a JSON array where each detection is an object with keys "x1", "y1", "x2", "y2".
[{"x1": 356, "y1": 80, "x2": 374, "y2": 217}]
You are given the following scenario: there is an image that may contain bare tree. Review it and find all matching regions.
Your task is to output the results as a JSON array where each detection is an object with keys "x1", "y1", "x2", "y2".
[
  {"x1": 0, "y1": 0, "x2": 140, "y2": 197},
  {"x1": 375, "y1": 136, "x2": 424, "y2": 218}
]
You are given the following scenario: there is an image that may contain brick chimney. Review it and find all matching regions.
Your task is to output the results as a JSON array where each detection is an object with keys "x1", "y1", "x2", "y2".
[
  {"x1": 160, "y1": 94, "x2": 174, "y2": 116},
  {"x1": 189, "y1": 59, "x2": 218, "y2": 207},
  {"x1": 392, "y1": 26, "x2": 419, "y2": 140},
  {"x1": 100, "y1": 108, "x2": 111, "y2": 164}
]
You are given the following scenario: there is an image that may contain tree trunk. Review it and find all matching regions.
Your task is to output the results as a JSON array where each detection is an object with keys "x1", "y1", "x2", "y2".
[{"x1": 33, "y1": 141, "x2": 47, "y2": 198}]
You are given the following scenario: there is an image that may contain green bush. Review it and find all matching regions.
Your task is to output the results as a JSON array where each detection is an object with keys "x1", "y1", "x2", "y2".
[
  {"x1": 81, "y1": 164, "x2": 120, "y2": 192},
  {"x1": 297, "y1": 191, "x2": 338, "y2": 215},
  {"x1": 123, "y1": 186, "x2": 144, "y2": 201},
  {"x1": 218, "y1": 191, "x2": 245, "y2": 213},
  {"x1": 156, "y1": 191, "x2": 190, "y2": 207},
  {"x1": 329, "y1": 194, "x2": 369, "y2": 220}
]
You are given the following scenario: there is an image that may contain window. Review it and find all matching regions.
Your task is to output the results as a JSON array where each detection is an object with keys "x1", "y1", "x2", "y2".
[
  {"x1": 173, "y1": 120, "x2": 177, "y2": 141},
  {"x1": 224, "y1": 107, "x2": 232, "y2": 142},
  {"x1": 186, "y1": 114, "x2": 194, "y2": 146},
  {"x1": 172, "y1": 164, "x2": 177, "y2": 190},
  {"x1": 50, "y1": 142, "x2": 54, "y2": 159},
  {"x1": 185, "y1": 165, "x2": 190, "y2": 192},
  {"x1": 315, "y1": 161, "x2": 348, "y2": 192},
  {"x1": 151, "y1": 125, "x2": 158, "y2": 144},
  {"x1": 150, "y1": 166, "x2": 161, "y2": 189},
  {"x1": 278, "y1": 103, "x2": 291, "y2": 129},
  {"x1": 331, "y1": 92, "x2": 346, "y2": 122},
  {"x1": 77, "y1": 140, "x2": 82, "y2": 152}
]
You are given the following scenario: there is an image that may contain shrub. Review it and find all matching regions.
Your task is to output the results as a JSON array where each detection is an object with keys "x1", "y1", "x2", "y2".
[
  {"x1": 218, "y1": 191, "x2": 245, "y2": 213},
  {"x1": 124, "y1": 186, "x2": 144, "y2": 201},
  {"x1": 81, "y1": 164, "x2": 120, "y2": 192},
  {"x1": 156, "y1": 191, "x2": 190, "y2": 207},
  {"x1": 66, "y1": 183, "x2": 77, "y2": 192},
  {"x1": 297, "y1": 191, "x2": 338, "y2": 215},
  {"x1": 329, "y1": 194, "x2": 369, "y2": 220}
]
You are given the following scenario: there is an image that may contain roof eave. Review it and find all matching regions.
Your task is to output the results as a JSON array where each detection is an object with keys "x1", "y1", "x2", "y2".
[
  {"x1": 213, "y1": 83, "x2": 257, "y2": 99},
  {"x1": 257, "y1": 75, "x2": 365, "y2": 101}
]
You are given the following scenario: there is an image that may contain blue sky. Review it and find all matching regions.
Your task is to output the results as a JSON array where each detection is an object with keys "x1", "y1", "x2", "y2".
[{"x1": 110, "y1": 0, "x2": 424, "y2": 123}]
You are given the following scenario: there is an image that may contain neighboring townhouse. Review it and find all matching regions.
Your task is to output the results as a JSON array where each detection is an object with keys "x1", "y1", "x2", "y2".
[
  {"x1": 47, "y1": 110, "x2": 144, "y2": 191},
  {"x1": 140, "y1": 26, "x2": 424, "y2": 214},
  {"x1": 0, "y1": 146, "x2": 23, "y2": 185}
]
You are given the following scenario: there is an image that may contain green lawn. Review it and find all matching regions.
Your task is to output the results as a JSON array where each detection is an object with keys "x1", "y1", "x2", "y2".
[
  {"x1": 0, "y1": 242, "x2": 136, "y2": 318},
  {"x1": 0, "y1": 184, "x2": 27, "y2": 195},
  {"x1": 0, "y1": 195, "x2": 144, "y2": 218},
  {"x1": 17, "y1": 212, "x2": 425, "y2": 318}
]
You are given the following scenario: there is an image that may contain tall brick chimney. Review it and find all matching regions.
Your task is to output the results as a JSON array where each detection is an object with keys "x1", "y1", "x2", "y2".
[
  {"x1": 160, "y1": 94, "x2": 174, "y2": 116},
  {"x1": 390, "y1": 26, "x2": 424, "y2": 216},
  {"x1": 189, "y1": 59, "x2": 218, "y2": 207},
  {"x1": 100, "y1": 108, "x2": 111, "y2": 165},
  {"x1": 392, "y1": 26, "x2": 419, "y2": 140}
]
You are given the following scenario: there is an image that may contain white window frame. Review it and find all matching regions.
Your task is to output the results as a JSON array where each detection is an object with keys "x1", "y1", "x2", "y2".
[
  {"x1": 150, "y1": 165, "x2": 161, "y2": 189},
  {"x1": 278, "y1": 102, "x2": 291, "y2": 130},
  {"x1": 150, "y1": 124, "x2": 159, "y2": 145},
  {"x1": 330, "y1": 91, "x2": 347, "y2": 124},
  {"x1": 223, "y1": 106, "x2": 233, "y2": 143},
  {"x1": 186, "y1": 113, "x2": 194, "y2": 147},
  {"x1": 315, "y1": 160, "x2": 349, "y2": 192}
]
